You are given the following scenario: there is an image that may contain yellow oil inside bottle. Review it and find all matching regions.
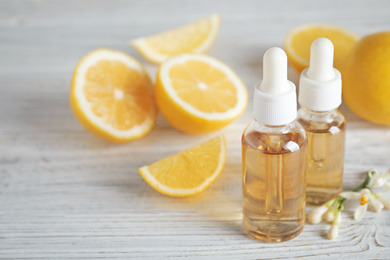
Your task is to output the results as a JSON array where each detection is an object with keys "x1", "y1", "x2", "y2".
[
  {"x1": 299, "y1": 118, "x2": 346, "y2": 205},
  {"x1": 242, "y1": 130, "x2": 307, "y2": 242}
]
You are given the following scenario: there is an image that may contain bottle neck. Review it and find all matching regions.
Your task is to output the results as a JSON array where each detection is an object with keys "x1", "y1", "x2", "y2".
[
  {"x1": 252, "y1": 119, "x2": 294, "y2": 134},
  {"x1": 299, "y1": 107, "x2": 338, "y2": 122},
  {"x1": 301, "y1": 107, "x2": 337, "y2": 115}
]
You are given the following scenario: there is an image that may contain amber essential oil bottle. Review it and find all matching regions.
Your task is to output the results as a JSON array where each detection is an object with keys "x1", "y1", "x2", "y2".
[
  {"x1": 297, "y1": 38, "x2": 346, "y2": 205},
  {"x1": 242, "y1": 47, "x2": 307, "y2": 242}
]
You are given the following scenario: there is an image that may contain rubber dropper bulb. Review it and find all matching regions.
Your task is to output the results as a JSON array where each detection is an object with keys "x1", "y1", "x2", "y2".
[
  {"x1": 306, "y1": 38, "x2": 336, "y2": 81},
  {"x1": 259, "y1": 47, "x2": 291, "y2": 95},
  {"x1": 298, "y1": 37, "x2": 342, "y2": 111},
  {"x1": 253, "y1": 47, "x2": 297, "y2": 125}
]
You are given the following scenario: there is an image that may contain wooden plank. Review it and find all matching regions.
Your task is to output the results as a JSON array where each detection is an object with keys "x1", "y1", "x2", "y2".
[{"x1": 1, "y1": 0, "x2": 390, "y2": 258}]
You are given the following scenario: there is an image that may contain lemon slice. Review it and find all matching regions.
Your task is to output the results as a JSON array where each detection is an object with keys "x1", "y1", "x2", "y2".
[
  {"x1": 284, "y1": 24, "x2": 360, "y2": 73},
  {"x1": 139, "y1": 134, "x2": 226, "y2": 197},
  {"x1": 130, "y1": 14, "x2": 221, "y2": 64},
  {"x1": 70, "y1": 48, "x2": 157, "y2": 143},
  {"x1": 155, "y1": 53, "x2": 248, "y2": 134}
]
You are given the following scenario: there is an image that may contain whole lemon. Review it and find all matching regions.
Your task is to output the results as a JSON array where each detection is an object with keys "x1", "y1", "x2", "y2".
[{"x1": 343, "y1": 32, "x2": 390, "y2": 125}]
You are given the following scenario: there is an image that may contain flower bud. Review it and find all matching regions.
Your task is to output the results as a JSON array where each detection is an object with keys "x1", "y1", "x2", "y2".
[
  {"x1": 328, "y1": 224, "x2": 339, "y2": 240},
  {"x1": 328, "y1": 212, "x2": 341, "y2": 240},
  {"x1": 308, "y1": 205, "x2": 328, "y2": 224},
  {"x1": 324, "y1": 210, "x2": 335, "y2": 222}
]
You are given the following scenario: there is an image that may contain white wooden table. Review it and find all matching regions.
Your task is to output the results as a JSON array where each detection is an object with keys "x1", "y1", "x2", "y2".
[{"x1": 1, "y1": 0, "x2": 390, "y2": 258}]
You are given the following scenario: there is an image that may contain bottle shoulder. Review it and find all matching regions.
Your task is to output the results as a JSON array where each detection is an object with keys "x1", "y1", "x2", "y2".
[
  {"x1": 242, "y1": 120, "x2": 307, "y2": 154},
  {"x1": 297, "y1": 108, "x2": 346, "y2": 133}
]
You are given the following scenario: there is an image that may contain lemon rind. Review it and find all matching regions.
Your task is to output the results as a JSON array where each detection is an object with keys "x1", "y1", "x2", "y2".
[
  {"x1": 138, "y1": 135, "x2": 226, "y2": 197},
  {"x1": 284, "y1": 23, "x2": 361, "y2": 67},
  {"x1": 72, "y1": 48, "x2": 156, "y2": 139},
  {"x1": 159, "y1": 53, "x2": 248, "y2": 121},
  {"x1": 130, "y1": 14, "x2": 221, "y2": 64}
]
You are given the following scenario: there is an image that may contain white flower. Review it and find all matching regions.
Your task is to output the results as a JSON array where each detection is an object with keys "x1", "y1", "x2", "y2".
[
  {"x1": 369, "y1": 169, "x2": 390, "y2": 189},
  {"x1": 341, "y1": 188, "x2": 384, "y2": 221},
  {"x1": 308, "y1": 199, "x2": 336, "y2": 224},
  {"x1": 374, "y1": 193, "x2": 390, "y2": 209},
  {"x1": 308, "y1": 205, "x2": 328, "y2": 224},
  {"x1": 328, "y1": 212, "x2": 341, "y2": 240}
]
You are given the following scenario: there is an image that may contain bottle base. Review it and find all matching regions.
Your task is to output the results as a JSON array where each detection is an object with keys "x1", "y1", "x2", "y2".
[
  {"x1": 306, "y1": 187, "x2": 342, "y2": 205},
  {"x1": 243, "y1": 221, "x2": 304, "y2": 242}
]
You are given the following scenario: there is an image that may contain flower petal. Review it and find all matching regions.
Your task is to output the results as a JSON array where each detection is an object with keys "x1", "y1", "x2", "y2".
[
  {"x1": 372, "y1": 170, "x2": 390, "y2": 188},
  {"x1": 354, "y1": 204, "x2": 368, "y2": 221},
  {"x1": 376, "y1": 194, "x2": 390, "y2": 209},
  {"x1": 370, "y1": 194, "x2": 384, "y2": 212},
  {"x1": 384, "y1": 182, "x2": 390, "y2": 190},
  {"x1": 341, "y1": 191, "x2": 362, "y2": 199},
  {"x1": 374, "y1": 177, "x2": 385, "y2": 187}
]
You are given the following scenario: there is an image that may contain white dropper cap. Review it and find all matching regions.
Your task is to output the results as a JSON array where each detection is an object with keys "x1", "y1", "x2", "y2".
[
  {"x1": 299, "y1": 38, "x2": 342, "y2": 111},
  {"x1": 253, "y1": 47, "x2": 297, "y2": 125}
]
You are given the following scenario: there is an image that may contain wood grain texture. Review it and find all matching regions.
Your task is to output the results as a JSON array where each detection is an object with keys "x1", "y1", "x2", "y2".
[{"x1": 1, "y1": 0, "x2": 390, "y2": 259}]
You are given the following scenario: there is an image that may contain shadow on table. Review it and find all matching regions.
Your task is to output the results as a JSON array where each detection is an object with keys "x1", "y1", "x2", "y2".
[{"x1": 119, "y1": 157, "x2": 246, "y2": 236}]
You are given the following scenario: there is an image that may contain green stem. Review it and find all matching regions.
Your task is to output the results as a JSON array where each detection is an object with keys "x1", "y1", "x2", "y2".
[
  {"x1": 320, "y1": 170, "x2": 376, "y2": 211},
  {"x1": 337, "y1": 170, "x2": 376, "y2": 208},
  {"x1": 332, "y1": 208, "x2": 341, "y2": 225},
  {"x1": 352, "y1": 170, "x2": 375, "y2": 192},
  {"x1": 337, "y1": 198, "x2": 346, "y2": 210}
]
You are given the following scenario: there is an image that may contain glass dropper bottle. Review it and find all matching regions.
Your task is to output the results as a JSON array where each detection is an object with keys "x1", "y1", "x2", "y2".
[
  {"x1": 242, "y1": 47, "x2": 307, "y2": 242},
  {"x1": 297, "y1": 38, "x2": 346, "y2": 205}
]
